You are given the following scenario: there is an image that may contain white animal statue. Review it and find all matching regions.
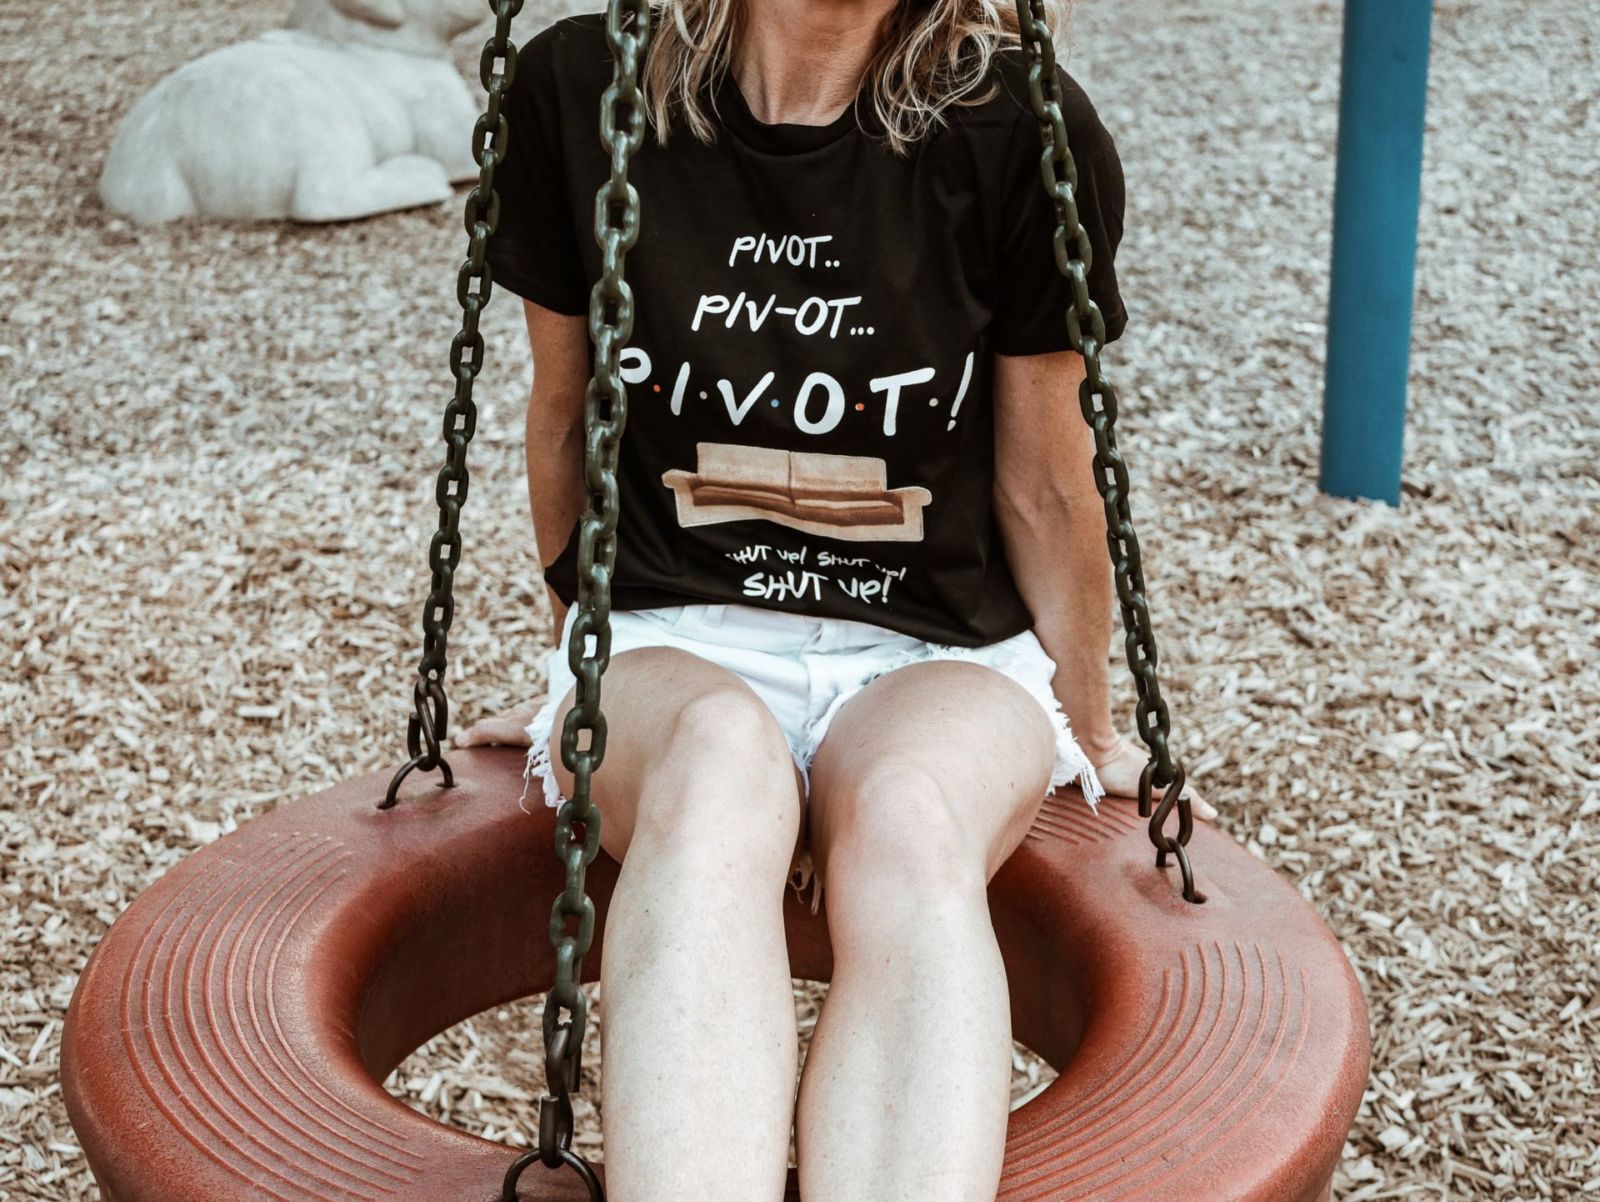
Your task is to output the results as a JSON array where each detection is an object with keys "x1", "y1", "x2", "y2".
[{"x1": 99, "y1": 0, "x2": 489, "y2": 224}]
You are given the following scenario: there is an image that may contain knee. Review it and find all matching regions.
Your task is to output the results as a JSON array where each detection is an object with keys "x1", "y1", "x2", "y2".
[
  {"x1": 661, "y1": 688, "x2": 790, "y2": 773},
  {"x1": 821, "y1": 760, "x2": 982, "y2": 902},
  {"x1": 635, "y1": 687, "x2": 798, "y2": 841}
]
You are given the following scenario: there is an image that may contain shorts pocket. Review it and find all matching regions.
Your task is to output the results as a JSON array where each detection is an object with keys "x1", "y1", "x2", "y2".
[
  {"x1": 641, "y1": 605, "x2": 697, "y2": 632},
  {"x1": 665, "y1": 603, "x2": 728, "y2": 631}
]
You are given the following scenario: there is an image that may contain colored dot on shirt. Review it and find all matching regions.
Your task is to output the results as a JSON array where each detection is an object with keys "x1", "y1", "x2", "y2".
[
  {"x1": 698, "y1": 390, "x2": 708, "y2": 399},
  {"x1": 652, "y1": 383, "x2": 661, "y2": 392},
  {"x1": 929, "y1": 397, "x2": 939, "y2": 406},
  {"x1": 770, "y1": 398, "x2": 780, "y2": 408},
  {"x1": 854, "y1": 403, "x2": 865, "y2": 412}
]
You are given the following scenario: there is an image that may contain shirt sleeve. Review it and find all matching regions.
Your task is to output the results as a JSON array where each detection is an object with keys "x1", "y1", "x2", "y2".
[
  {"x1": 988, "y1": 67, "x2": 1127, "y2": 357},
  {"x1": 483, "y1": 22, "x2": 589, "y2": 316}
]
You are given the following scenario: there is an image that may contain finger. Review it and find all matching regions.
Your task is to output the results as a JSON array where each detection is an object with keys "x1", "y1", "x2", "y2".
[
  {"x1": 454, "y1": 718, "x2": 535, "y2": 748},
  {"x1": 482, "y1": 717, "x2": 536, "y2": 745}
]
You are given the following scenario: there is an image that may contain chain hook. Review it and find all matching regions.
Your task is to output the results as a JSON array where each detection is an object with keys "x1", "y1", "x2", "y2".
[
  {"x1": 499, "y1": 1024, "x2": 604, "y2": 1201},
  {"x1": 1138, "y1": 761, "x2": 1206, "y2": 903},
  {"x1": 380, "y1": 677, "x2": 454, "y2": 809},
  {"x1": 538, "y1": 1022, "x2": 580, "y2": 1166}
]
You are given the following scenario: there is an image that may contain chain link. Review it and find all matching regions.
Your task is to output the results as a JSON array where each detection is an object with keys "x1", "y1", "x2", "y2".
[{"x1": 1013, "y1": 0, "x2": 1204, "y2": 904}]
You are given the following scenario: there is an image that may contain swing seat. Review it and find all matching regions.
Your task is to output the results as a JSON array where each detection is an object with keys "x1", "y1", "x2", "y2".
[{"x1": 62, "y1": 747, "x2": 1368, "y2": 1201}]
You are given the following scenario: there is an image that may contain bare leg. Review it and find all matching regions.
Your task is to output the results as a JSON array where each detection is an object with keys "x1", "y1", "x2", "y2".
[
  {"x1": 543, "y1": 647, "x2": 806, "y2": 1202},
  {"x1": 796, "y1": 660, "x2": 1057, "y2": 1202}
]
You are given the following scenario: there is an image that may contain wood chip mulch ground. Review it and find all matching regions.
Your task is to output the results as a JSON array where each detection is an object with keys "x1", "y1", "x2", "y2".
[{"x1": 2, "y1": 1, "x2": 1596, "y2": 1198}]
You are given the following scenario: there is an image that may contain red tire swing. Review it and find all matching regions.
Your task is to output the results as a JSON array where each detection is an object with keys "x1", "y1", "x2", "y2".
[{"x1": 61, "y1": 2, "x2": 1370, "y2": 1200}]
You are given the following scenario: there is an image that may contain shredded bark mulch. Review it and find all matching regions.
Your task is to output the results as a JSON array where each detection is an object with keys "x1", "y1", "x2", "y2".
[{"x1": 2, "y1": 1, "x2": 1596, "y2": 1198}]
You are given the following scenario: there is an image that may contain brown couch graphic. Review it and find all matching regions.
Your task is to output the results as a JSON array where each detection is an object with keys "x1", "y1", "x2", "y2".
[{"x1": 662, "y1": 442, "x2": 932, "y2": 543}]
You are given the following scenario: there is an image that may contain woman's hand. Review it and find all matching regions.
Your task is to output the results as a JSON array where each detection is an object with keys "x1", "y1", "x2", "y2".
[
  {"x1": 1087, "y1": 736, "x2": 1218, "y2": 821},
  {"x1": 453, "y1": 698, "x2": 542, "y2": 749}
]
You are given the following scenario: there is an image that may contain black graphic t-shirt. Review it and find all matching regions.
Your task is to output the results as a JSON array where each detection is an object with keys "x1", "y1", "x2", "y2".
[{"x1": 487, "y1": 12, "x2": 1126, "y2": 647}]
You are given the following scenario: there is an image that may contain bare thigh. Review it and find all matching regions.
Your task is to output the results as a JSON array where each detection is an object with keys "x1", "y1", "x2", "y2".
[
  {"x1": 544, "y1": 646, "x2": 807, "y2": 871},
  {"x1": 806, "y1": 659, "x2": 1058, "y2": 889}
]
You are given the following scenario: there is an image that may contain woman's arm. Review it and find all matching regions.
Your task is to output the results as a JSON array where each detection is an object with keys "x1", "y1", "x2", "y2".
[
  {"x1": 992, "y1": 348, "x2": 1214, "y2": 816},
  {"x1": 456, "y1": 298, "x2": 589, "y2": 748},
  {"x1": 993, "y1": 350, "x2": 1119, "y2": 757},
  {"x1": 522, "y1": 298, "x2": 591, "y2": 633}
]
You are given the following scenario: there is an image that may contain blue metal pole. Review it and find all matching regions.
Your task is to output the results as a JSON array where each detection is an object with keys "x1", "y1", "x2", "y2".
[{"x1": 1319, "y1": 0, "x2": 1433, "y2": 505}]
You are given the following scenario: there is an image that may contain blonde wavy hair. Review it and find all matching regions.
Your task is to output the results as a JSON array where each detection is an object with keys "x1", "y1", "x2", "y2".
[{"x1": 641, "y1": 0, "x2": 1067, "y2": 157}]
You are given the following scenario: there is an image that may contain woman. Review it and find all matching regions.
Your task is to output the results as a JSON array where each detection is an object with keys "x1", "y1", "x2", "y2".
[{"x1": 459, "y1": 1, "x2": 1214, "y2": 1198}]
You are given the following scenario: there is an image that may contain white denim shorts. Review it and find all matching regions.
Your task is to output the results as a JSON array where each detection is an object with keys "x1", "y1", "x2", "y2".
[{"x1": 523, "y1": 602, "x2": 1104, "y2": 915}]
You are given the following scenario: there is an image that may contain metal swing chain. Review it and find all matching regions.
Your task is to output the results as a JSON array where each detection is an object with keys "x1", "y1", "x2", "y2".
[
  {"x1": 503, "y1": 1, "x2": 651, "y2": 1198},
  {"x1": 382, "y1": 0, "x2": 527, "y2": 811},
  {"x1": 1013, "y1": 0, "x2": 1204, "y2": 904},
  {"x1": 372, "y1": 0, "x2": 633, "y2": 1191}
]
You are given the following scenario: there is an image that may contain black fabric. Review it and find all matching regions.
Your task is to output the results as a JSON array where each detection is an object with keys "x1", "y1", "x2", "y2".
[{"x1": 487, "y1": 12, "x2": 1127, "y2": 647}]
